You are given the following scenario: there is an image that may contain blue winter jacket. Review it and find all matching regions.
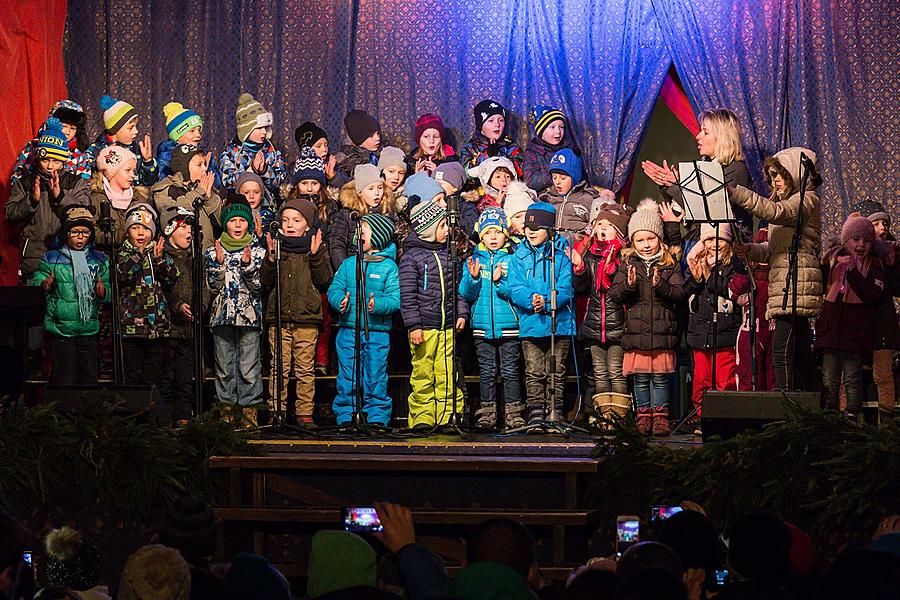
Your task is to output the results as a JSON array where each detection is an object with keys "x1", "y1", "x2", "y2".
[
  {"x1": 327, "y1": 243, "x2": 400, "y2": 332},
  {"x1": 500, "y1": 234, "x2": 576, "y2": 338},
  {"x1": 459, "y1": 243, "x2": 519, "y2": 339},
  {"x1": 399, "y1": 233, "x2": 469, "y2": 331}
]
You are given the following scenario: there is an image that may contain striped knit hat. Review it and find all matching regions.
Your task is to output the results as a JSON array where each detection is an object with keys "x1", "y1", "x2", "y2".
[
  {"x1": 361, "y1": 214, "x2": 394, "y2": 250},
  {"x1": 410, "y1": 200, "x2": 447, "y2": 243},
  {"x1": 235, "y1": 93, "x2": 273, "y2": 142},
  {"x1": 290, "y1": 147, "x2": 326, "y2": 186},
  {"x1": 531, "y1": 105, "x2": 566, "y2": 139},
  {"x1": 99, "y1": 95, "x2": 137, "y2": 134},
  {"x1": 163, "y1": 102, "x2": 203, "y2": 142},
  {"x1": 35, "y1": 117, "x2": 70, "y2": 162}
]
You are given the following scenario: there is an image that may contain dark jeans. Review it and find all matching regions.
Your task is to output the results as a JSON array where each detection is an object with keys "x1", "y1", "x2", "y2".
[
  {"x1": 632, "y1": 373, "x2": 670, "y2": 410},
  {"x1": 160, "y1": 338, "x2": 196, "y2": 421},
  {"x1": 50, "y1": 334, "x2": 98, "y2": 385},
  {"x1": 772, "y1": 316, "x2": 819, "y2": 391},
  {"x1": 589, "y1": 342, "x2": 627, "y2": 394},
  {"x1": 822, "y1": 349, "x2": 864, "y2": 413},
  {"x1": 122, "y1": 337, "x2": 165, "y2": 387},
  {"x1": 474, "y1": 337, "x2": 522, "y2": 407},
  {"x1": 522, "y1": 337, "x2": 569, "y2": 415}
]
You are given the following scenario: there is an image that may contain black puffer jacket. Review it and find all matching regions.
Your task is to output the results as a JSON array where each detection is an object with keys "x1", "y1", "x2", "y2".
[
  {"x1": 577, "y1": 243, "x2": 626, "y2": 344},
  {"x1": 609, "y1": 252, "x2": 685, "y2": 351},
  {"x1": 684, "y1": 258, "x2": 746, "y2": 349}
]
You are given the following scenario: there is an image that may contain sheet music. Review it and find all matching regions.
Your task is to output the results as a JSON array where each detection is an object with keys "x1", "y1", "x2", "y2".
[{"x1": 678, "y1": 161, "x2": 734, "y2": 223}]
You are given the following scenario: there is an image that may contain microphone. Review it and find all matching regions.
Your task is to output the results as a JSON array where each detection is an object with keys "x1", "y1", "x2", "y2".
[
  {"x1": 446, "y1": 194, "x2": 460, "y2": 227},
  {"x1": 349, "y1": 210, "x2": 363, "y2": 222},
  {"x1": 269, "y1": 220, "x2": 281, "y2": 234},
  {"x1": 100, "y1": 200, "x2": 110, "y2": 222}
]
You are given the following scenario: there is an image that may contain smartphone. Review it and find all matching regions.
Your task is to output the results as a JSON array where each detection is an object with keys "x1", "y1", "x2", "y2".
[
  {"x1": 22, "y1": 551, "x2": 31, "y2": 566},
  {"x1": 714, "y1": 569, "x2": 729, "y2": 589},
  {"x1": 343, "y1": 507, "x2": 383, "y2": 533},
  {"x1": 650, "y1": 505, "x2": 683, "y2": 522},
  {"x1": 615, "y1": 515, "x2": 640, "y2": 557}
]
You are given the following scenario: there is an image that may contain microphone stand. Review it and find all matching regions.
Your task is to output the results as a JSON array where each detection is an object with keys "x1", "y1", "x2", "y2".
[
  {"x1": 445, "y1": 194, "x2": 465, "y2": 432},
  {"x1": 99, "y1": 204, "x2": 124, "y2": 386},
  {"x1": 190, "y1": 198, "x2": 205, "y2": 418},
  {"x1": 272, "y1": 224, "x2": 286, "y2": 428},
  {"x1": 780, "y1": 155, "x2": 810, "y2": 391},
  {"x1": 350, "y1": 214, "x2": 372, "y2": 432}
]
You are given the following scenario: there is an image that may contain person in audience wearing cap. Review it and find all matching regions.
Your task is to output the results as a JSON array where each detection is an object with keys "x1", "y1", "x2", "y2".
[
  {"x1": 816, "y1": 214, "x2": 886, "y2": 422},
  {"x1": 684, "y1": 222, "x2": 747, "y2": 432},
  {"x1": 155, "y1": 101, "x2": 220, "y2": 186},
  {"x1": 205, "y1": 193, "x2": 267, "y2": 426},
  {"x1": 379, "y1": 146, "x2": 409, "y2": 210},
  {"x1": 538, "y1": 148, "x2": 598, "y2": 247},
  {"x1": 609, "y1": 199, "x2": 684, "y2": 437},
  {"x1": 501, "y1": 181, "x2": 538, "y2": 243},
  {"x1": 87, "y1": 94, "x2": 158, "y2": 186},
  {"x1": 151, "y1": 144, "x2": 222, "y2": 251},
  {"x1": 6, "y1": 117, "x2": 91, "y2": 280},
  {"x1": 409, "y1": 113, "x2": 457, "y2": 176},
  {"x1": 159, "y1": 205, "x2": 208, "y2": 424},
  {"x1": 117, "y1": 203, "x2": 179, "y2": 387},
  {"x1": 523, "y1": 105, "x2": 581, "y2": 193},
  {"x1": 469, "y1": 156, "x2": 518, "y2": 213},
  {"x1": 460, "y1": 207, "x2": 524, "y2": 430},
  {"x1": 291, "y1": 121, "x2": 342, "y2": 187},
  {"x1": 88, "y1": 144, "x2": 153, "y2": 249},
  {"x1": 219, "y1": 93, "x2": 286, "y2": 196},
  {"x1": 572, "y1": 199, "x2": 633, "y2": 428},
  {"x1": 459, "y1": 99, "x2": 523, "y2": 177},
  {"x1": 332, "y1": 164, "x2": 397, "y2": 270},
  {"x1": 41, "y1": 526, "x2": 109, "y2": 599},
  {"x1": 399, "y1": 199, "x2": 468, "y2": 429},
  {"x1": 118, "y1": 544, "x2": 191, "y2": 600},
  {"x1": 335, "y1": 109, "x2": 382, "y2": 181},
  {"x1": 500, "y1": 202, "x2": 576, "y2": 425},
  {"x1": 327, "y1": 213, "x2": 400, "y2": 428},
  {"x1": 261, "y1": 196, "x2": 332, "y2": 426},
  {"x1": 12, "y1": 99, "x2": 92, "y2": 184},
  {"x1": 31, "y1": 206, "x2": 109, "y2": 385}
]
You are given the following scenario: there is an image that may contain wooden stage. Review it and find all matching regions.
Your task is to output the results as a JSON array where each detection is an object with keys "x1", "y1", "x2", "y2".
[{"x1": 210, "y1": 431, "x2": 700, "y2": 580}]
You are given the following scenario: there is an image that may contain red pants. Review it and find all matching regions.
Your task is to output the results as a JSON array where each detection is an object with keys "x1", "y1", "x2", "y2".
[
  {"x1": 691, "y1": 348, "x2": 738, "y2": 415},
  {"x1": 315, "y1": 294, "x2": 332, "y2": 367}
]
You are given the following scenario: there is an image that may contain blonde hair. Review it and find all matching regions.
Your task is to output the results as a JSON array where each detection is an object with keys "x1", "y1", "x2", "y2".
[
  {"x1": 698, "y1": 109, "x2": 744, "y2": 165},
  {"x1": 413, "y1": 143, "x2": 447, "y2": 161},
  {"x1": 621, "y1": 243, "x2": 678, "y2": 268},
  {"x1": 339, "y1": 181, "x2": 396, "y2": 216},
  {"x1": 90, "y1": 171, "x2": 105, "y2": 192}
]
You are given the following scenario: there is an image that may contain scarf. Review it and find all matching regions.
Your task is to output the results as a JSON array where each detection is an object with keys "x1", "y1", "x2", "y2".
[
  {"x1": 219, "y1": 232, "x2": 253, "y2": 252},
  {"x1": 280, "y1": 231, "x2": 313, "y2": 254},
  {"x1": 591, "y1": 238, "x2": 624, "y2": 291},
  {"x1": 636, "y1": 249, "x2": 664, "y2": 276},
  {"x1": 825, "y1": 257, "x2": 872, "y2": 305},
  {"x1": 61, "y1": 246, "x2": 94, "y2": 322},
  {"x1": 103, "y1": 176, "x2": 133, "y2": 209},
  {"x1": 242, "y1": 139, "x2": 264, "y2": 154}
]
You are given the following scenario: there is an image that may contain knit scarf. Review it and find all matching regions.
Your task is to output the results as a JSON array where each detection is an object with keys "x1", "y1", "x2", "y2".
[
  {"x1": 103, "y1": 176, "x2": 133, "y2": 210},
  {"x1": 243, "y1": 139, "x2": 264, "y2": 154},
  {"x1": 636, "y1": 249, "x2": 664, "y2": 276},
  {"x1": 591, "y1": 238, "x2": 624, "y2": 291},
  {"x1": 825, "y1": 257, "x2": 872, "y2": 305},
  {"x1": 280, "y1": 231, "x2": 313, "y2": 254},
  {"x1": 61, "y1": 246, "x2": 94, "y2": 322},
  {"x1": 219, "y1": 232, "x2": 253, "y2": 252}
]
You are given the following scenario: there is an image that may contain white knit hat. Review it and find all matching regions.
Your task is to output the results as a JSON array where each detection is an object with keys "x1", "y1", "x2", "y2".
[
  {"x1": 627, "y1": 199, "x2": 664, "y2": 240},
  {"x1": 698, "y1": 222, "x2": 733, "y2": 244},
  {"x1": 502, "y1": 181, "x2": 537, "y2": 224}
]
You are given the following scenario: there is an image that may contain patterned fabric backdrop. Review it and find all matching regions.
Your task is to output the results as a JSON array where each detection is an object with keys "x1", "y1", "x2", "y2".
[{"x1": 63, "y1": 0, "x2": 898, "y2": 234}]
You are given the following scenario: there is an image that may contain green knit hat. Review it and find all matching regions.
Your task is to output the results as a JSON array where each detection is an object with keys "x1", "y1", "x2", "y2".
[
  {"x1": 306, "y1": 530, "x2": 377, "y2": 598},
  {"x1": 235, "y1": 93, "x2": 273, "y2": 143},
  {"x1": 220, "y1": 193, "x2": 253, "y2": 226},
  {"x1": 361, "y1": 214, "x2": 394, "y2": 250}
]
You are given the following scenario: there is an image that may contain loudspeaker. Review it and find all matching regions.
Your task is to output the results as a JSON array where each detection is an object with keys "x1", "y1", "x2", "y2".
[
  {"x1": 701, "y1": 391, "x2": 821, "y2": 441},
  {"x1": 44, "y1": 385, "x2": 169, "y2": 422}
]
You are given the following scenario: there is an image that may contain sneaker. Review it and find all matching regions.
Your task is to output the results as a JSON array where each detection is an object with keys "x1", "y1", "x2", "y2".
[
  {"x1": 474, "y1": 404, "x2": 497, "y2": 429},
  {"x1": 504, "y1": 403, "x2": 526, "y2": 429}
]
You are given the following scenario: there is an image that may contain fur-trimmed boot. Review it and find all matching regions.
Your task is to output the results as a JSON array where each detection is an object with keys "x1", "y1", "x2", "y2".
[
  {"x1": 589, "y1": 393, "x2": 610, "y2": 427},
  {"x1": 475, "y1": 403, "x2": 497, "y2": 429},
  {"x1": 606, "y1": 392, "x2": 632, "y2": 424},
  {"x1": 652, "y1": 405, "x2": 670, "y2": 437},
  {"x1": 636, "y1": 407, "x2": 653, "y2": 435}
]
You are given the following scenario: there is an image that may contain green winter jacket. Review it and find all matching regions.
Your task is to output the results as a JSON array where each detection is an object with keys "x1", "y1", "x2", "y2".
[{"x1": 31, "y1": 244, "x2": 110, "y2": 337}]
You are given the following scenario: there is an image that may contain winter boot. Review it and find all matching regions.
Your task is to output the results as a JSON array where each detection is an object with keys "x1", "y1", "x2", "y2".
[
  {"x1": 504, "y1": 402, "x2": 526, "y2": 429},
  {"x1": 475, "y1": 402, "x2": 497, "y2": 429},
  {"x1": 605, "y1": 392, "x2": 632, "y2": 428},
  {"x1": 589, "y1": 393, "x2": 609, "y2": 427},
  {"x1": 241, "y1": 407, "x2": 259, "y2": 429},
  {"x1": 652, "y1": 406, "x2": 670, "y2": 437},
  {"x1": 636, "y1": 407, "x2": 653, "y2": 435},
  {"x1": 527, "y1": 403, "x2": 545, "y2": 426}
]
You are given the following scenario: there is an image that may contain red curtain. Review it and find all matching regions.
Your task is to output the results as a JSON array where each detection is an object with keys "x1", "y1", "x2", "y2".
[
  {"x1": 0, "y1": 0, "x2": 68, "y2": 284},
  {"x1": 660, "y1": 67, "x2": 699, "y2": 136}
]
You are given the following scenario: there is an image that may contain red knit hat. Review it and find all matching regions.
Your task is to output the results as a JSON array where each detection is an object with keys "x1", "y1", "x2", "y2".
[
  {"x1": 415, "y1": 114, "x2": 446, "y2": 144},
  {"x1": 841, "y1": 215, "x2": 875, "y2": 244}
]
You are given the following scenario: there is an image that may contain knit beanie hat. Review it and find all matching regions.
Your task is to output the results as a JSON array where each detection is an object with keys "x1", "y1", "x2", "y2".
[
  {"x1": 531, "y1": 105, "x2": 566, "y2": 139},
  {"x1": 35, "y1": 117, "x2": 70, "y2": 162},
  {"x1": 361, "y1": 213, "x2": 395, "y2": 251},
  {"x1": 307, "y1": 531, "x2": 376, "y2": 598},
  {"x1": 100, "y1": 95, "x2": 137, "y2": 134},
  {"x1": 410, "y1": 200, "x2": 447, "y2": 242},
  {"x1": 161, "y1": 205, "x2": 194, "y2": 238},
  {"x1": 503, "y1": 181, "x2": 537, "y2": 222},
  {"x1": 51, "y1": 100, "x2": 86, "y2": 128},
  {"x1": 281, "y1": 195, "x2": 318, "y2": 228},
  {"x1": 96, "y1": 144, "x2": 137, "y2": 179},
  {"x1": 549, "y1": 148, "x2": 582, "y2": 182},
  {"x1": 291, "y1": 147, "x2": 326, "y2": 186},
  {"x1": 63, "y1": 206, "x2": 96, "y2": 236},
  {"x1": 235, "y1": 171, "x2": 266, "y2": 196},
  {"x1": 434, "y1": 161, "x2": 466, "y2": 192},
  {"x1": 474, "y1": 99, "x2": 507, "y2": 133},
  {"x1": 591, "y1": 200, "x2": 632, "y2": 240},
  {"x1": 226, "y1": 553, "x2": 291, "y2": 600},
  {"x1": 699, "y1": 222, "x2": 733, "y2": 244},
  {"x1": 163, "y1": 102, "x2": 203, "y2": 142},
  {"x1": 475, "y1": 206, "x2": 508, "y2": 238},
  {"x1": 235, "y1": 93, "x2": 273, "y2": 143},
  {"x1": 221, "y1": 193, "x2": 253, "y2": 226},
  {"x1": 415, "y1": 113, "x2": 446, "y2": 143},
  {"x1": 353, "y1": 164, "x2": 383, "y2": 194},
  {"x1": 472, "y1": 156, "x2": 517, "y2": 197},
  {"x1": 44, "y1": 527, "x2": 101, "y2": 591},
  {"x1": 168, "y1": 144, "x2": 203, "y2": 180},
  {"x1": 628, "y1": 199, "x2": 664, "y2": 240},
  {"x1": 118, "y1": 544, "x2": 190, "y2": 600},
  {"x1": 378, "y1": 146, "x2": 407, "y2": 171},
  {"x1": 452, "y1": 561, "x2": 533, "y2": 600},
  {"x1": 525, "y1": 201, "x2": 556, "y2": 230},
  {"x1": 841, "y1": 215, "x2": 875, "y2": 244},
  {"x1": 405, "y1": 172, "x2": 444, "y2": 205},
  {"x1": 850, "y1": 199, "x2": 891, "y2": 227},
  {"x1": 295, "y1": 121, "x2": 328, "y2": 150},
  {"x1": 344, "y1": 109, "x2": 380, "y2": 146},
  {"x1": 124, "y1": 204, "x2": 158, "y2": 237}
]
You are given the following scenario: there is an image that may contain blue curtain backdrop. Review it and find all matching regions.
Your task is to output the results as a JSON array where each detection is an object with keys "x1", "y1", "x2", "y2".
[{"x1": 63, "y1": 0, "x2": 898, "y2": 233}]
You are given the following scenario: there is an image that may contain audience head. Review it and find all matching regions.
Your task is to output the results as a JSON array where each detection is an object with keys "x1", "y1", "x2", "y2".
[
  {"x1": 453, "y1": 560, "x2": 534, "y2": 600},
  {"x1": 617, "y1": 541, "x2": 683, "y2": 582},
  {"x1": 565, "y1": 568, "x2": 622, "y2": 600},
  {"x1": 307, "y1": 530, "x2": 377, "y2": 598},
  {"x1": 465, "y1": 518, "x2": 536, "y2": 581},
  {"x1": 614, "y1": 567, "x2": 688, "y2": 600},
  {"x1": 188, "y1": 566, "x2": 230, "y2": 600},
  {"x1": 118, "y1": 544, "x2": 190, "y2": 600},
  {"x1": 727, "y1": 512, "x2": 792, "y2": 582},
  {"x1": 226, "y1": 552, "x2": 291, "y2": 600},
  {"x1": 158, "y1": 496, "x2": 217, "y2": 567},
  {"x1": 659, "y1": 509, "x2": 724, "y2": 573},
  {"x1": 43, "y1": 526, "x2": 100, "y2": 592},
  {"x1": 821, "y1": 550, "x2": 900, "y2": 600}
]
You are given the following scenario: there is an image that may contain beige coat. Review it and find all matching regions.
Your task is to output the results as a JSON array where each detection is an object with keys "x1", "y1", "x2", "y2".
[{"x1": 730, "y1": 147, "x2": 822, "y2": 319}]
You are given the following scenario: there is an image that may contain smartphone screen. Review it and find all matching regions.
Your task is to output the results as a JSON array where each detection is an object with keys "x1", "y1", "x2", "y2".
[
  {"x1": 616, "y1": 517, "x2": 640, "y2": 557},
  {"x1": 22, "y1": 551, "x2": 31, "y2": 566},
  {"x1": 650, "y1": 505, "x2": 683, "y2": 522},
  {"x1": 343, "y1": 507, "x2": 384, "y2": 533}
]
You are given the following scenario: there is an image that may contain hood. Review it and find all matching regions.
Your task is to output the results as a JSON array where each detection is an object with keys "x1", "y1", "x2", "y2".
[
  {"x1": 402, "y1": 230, "x2": 445, "y2": 253},
  {"x1": 769, "y1": 147, "x2": 818, "y2": 195},
  {"x1": 367, "y1": 242, "x2": 397, "y2": 262}
]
